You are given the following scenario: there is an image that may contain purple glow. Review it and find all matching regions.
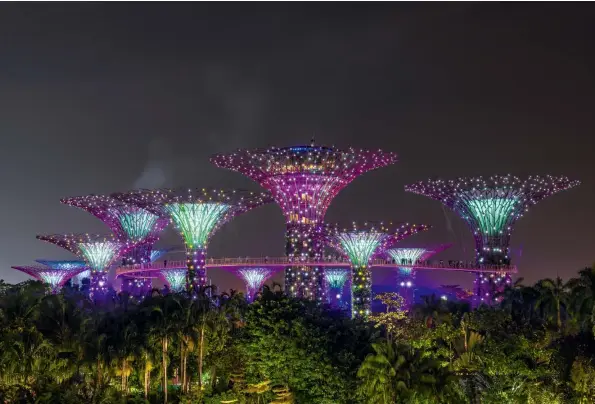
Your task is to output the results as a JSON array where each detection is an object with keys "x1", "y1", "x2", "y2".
[
  {"x1": 211, "y1": 143, "x2": 398, "y2": 301},
  {"x1": 237, "y1": 267, "x2": 273, "y2": 302},
  {"x1": 11, "y1": 265, "x2": 86, "y2": 293}
]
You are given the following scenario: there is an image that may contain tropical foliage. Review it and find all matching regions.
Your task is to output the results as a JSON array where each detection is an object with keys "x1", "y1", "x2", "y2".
[{"x1": 0, "y1": 265, "x2": 595, "y2": 403}]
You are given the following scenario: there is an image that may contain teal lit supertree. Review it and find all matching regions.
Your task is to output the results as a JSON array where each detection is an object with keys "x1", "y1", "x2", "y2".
[
  {"x1": 386, "y1": 244, "x2": 451, "y2": 307},
  {"x1": 36, "y1": 234, "x2": 122, "y2": 299},
  {"x1": 237, "y1": 268, "x2": 273, "y2": 302},
  {"x1": 327, "y1": 222, "x2": 430, "y2": 317},
  {"x1": 35, "y1": 259, "x2": 89, "y2": 285},
  {"x1": 405, "y1": 174, "x2": 579, "y2": 304},
  {"x1": 113, "y1": 188, "x2": 271, "y2": 292},
  {"x1": 11, "y1": 265, "x2": 87, "y2": 293},
  {"x1": 61, "y1": 195, "x2": 169, "y2": 265},
  {"x1": 160, "y1": 268, "x2": 187, "y2": 292},
  {"x1": 323, "y1": 268, "x2": 350, "y2": 309}
]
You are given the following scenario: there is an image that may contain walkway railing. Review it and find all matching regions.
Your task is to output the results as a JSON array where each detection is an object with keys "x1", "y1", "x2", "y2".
[{"x1": 116, "y1": 257, "x2": 517, "y2": 278}]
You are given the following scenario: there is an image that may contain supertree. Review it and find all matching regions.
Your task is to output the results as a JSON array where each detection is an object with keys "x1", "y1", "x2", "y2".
[
  {"x1": 150, "y1": 248, "x2": 173, "y2": 262},
  {"x1": 112, "y1": 188, "x2": 271, "y2": 292},
  {"x1": 11, "y1": 265, "x2": 87, "y2": 293},
  {"x1": 326, "y1": 222, "x2": 430, "y2": 317},
  {"x1": 61, "y1": 194, "x2": 169, "y2": 265},
  {"x1": 211, "y1": 143, "x2": 397, "y2": 301},
  {"x1": 160, "y1": 268, "x2": 188, "y2": 292},
  {"x1": 324, "y1": 268, "x2": 350, "y2": 310},
  {"x1": 386, "y1": 244, "x2": 451, "y2": 308},
  {"x1": 237, "y1": 268, "x2": 274, "y2": 302},
  {"x1": 35, "y1": 259, "x2": 89, "y2": 285},
  {"x1": 405, "y1": 174, "x2": 579, "y2": 302},
  {"x1": 36, "y1": 234, "x2": 122, "y2": 299}
]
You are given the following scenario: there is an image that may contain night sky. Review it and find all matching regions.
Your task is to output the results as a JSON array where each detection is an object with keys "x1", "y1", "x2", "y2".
[{"x1": 1, "y1": 4, "x2": 593, "y2": 291}]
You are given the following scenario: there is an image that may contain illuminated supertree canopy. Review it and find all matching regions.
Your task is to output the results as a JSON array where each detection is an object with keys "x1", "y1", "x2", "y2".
[
  {"x1": 150, "y1": 248, "x2": 173, "y2": 262},
  {"x1": 61, "y1": 194, "x2": 169, "y2": 264},
  {"x1": 324, "y1": 268, "x2": 349, "y2": 289},
  {"x1": 11, "y1": 265, "x2": 87, "y2": 293},
  {"x1": 113, "y1": 188, "x2": 271, "y2": 291},
  {"x1": 36, "y1": 234, "x2": 123, "y2": 298},
  {"x1": 35, "y1": 259, "x2": 87, "y2": 270},
  {"x1": 237, "y1": 268, "x2": 273, "y2": 302},
  {"x1": 327, "y1": 222, "x2": 430, "y2": 317},
  {"x1": 160, "y1": 268, "x2": 188, "y2": 292},
  {"x1": 211, "y1": 143, "x2": 397, "y2": 301},
  {"x1": 405, "y1": 175, "x2": 579, "y2": 265}
]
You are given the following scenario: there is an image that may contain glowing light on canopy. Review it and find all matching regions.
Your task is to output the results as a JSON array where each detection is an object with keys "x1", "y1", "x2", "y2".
[
  {"x1": 60, "y1": 194, "x2": 168, "y2": 264},
  {"x1": 327, "y1": 222, "x2": 430, "y2": 317},
  {"x1": 160, "y1": 269, "x2": 187, "y2": 292},
  {"x1": 35, "y1": 260, "x2": 87, "y2": 270},
  {"x1": 405, "y1": 174, "x2": 579, "y2": 266},
  {"x1": 324, "y1": 268, "x2": 349, "y2": 289},
  {"x1": 112, "y1": 188, "x2": 272, "y2": 291},
  {"x1": 387, "y1": 248, "x2": 426, "y2": 275},
  {"x1": 150, "y1": 248, "x2": 172, "y2": 262},
  {"x1": 36, "y1": 234, "x2": 123, "y2": 298},
  {"x1": 211, "y1": 143, "x2": 398, "y2": 301},
  {"x1": 165, "y1": 203, "x2": 230, "y2": 249},
  {"x1": 11, "y1": 265, "x2": 87, "y2": 294},
  {"x1": 118, "y1": 210, "x2": 159, "y2": 242},
  {"x1": 237, "y1": 268, "x2": 272, "y2": 301}
]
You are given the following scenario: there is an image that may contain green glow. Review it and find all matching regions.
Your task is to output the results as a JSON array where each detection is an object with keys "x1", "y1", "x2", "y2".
[
  {"x1": 39, "y1": 271, "x2": 66, "y2": 288},
  {"x1": 119, "y1": 210, "x2": 158, "y2": 242},
  {"x1": 336, "y1": 233, "x2": 386, "y2": 267},
  {"x1": 78, "y1": 242, "x2": 120, "y2": 271},
  {"x1": 324, "y1": 269, "x2": 349, "y2": 289},
  {"x1": 466, "y1": 197, "x2": 517, "y2": 235},
  {"x1": 387, "y1": 248, "x2": 426, "y2": 274},
  {"x1": 161, "y1": 269, "x2": 187, "y2": 292},
  {"x1": 165, "y1": 203, "x2": 230, "y2": 249}
]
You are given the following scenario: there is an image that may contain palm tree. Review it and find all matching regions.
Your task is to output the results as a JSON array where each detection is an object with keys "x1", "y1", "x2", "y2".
[
  {"x1": 567, "y1": 266, "x2": 595, "y2": 327},
  {"x1": 145, "y1": 294, "x2": 180, "y2": 404},
  {"x1": 535, "y1": 277, "x2": 571, "y2": 331},
  {"x1": 357, "y1": 340, "x2": 450, "y2": 403}
]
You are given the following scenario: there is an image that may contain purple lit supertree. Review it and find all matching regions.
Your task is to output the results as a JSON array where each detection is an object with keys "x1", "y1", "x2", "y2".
[
  {"x1": 159, "y1": 268, "x2": 188, "y2": 293},
  {"x1": 211, "y1": 143, "x2": 397, "y2": 301},
  {"x1": 405, "y1": 174, "x2": 579, "y2": 303},
  {"x1": 326, "y1": 222, "x2": 430, "y2": 317},
  {"x1": 324, "y1": 268, "x2": 350, "y2": 310},
  {"x1": 112, "y1": 188, "x2": 271, "y2": 292},
  {"x1": 11, "y1": 265, "x2": 87, "y2": 293},
  {"x1": 61, "y1": 194, "x2": 169, "y2": 265},
  {"x1": 35, "y1": 259, "x2": 89, "y2": 285},
  {"x1": 236, "y1": 268, "x2": 274, "y2": 302},
  {"x1": 386, "y1": 244, "x2": 451, "y2": 308},
  {"x1": 36, "y1": 234, "x2": 123, "y2": 299}
]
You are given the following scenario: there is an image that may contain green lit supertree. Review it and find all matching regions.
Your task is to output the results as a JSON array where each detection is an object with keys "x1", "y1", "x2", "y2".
[
  {"x1": 113, "y1": 188, "x2": 271, "y2": 292},
  {"x1": 36, "y1": 234, "x2": 122, "y2": 299},
  {"x1": 324, "y1": 268, "x2": 350, "y2": 309},
  {"x1": 326, "y1": 222, "x2": 430, "y2": 317},
  {"x1": 61, "y1": 194, "x2": 169, "y2": 265},
  {"x1": 405, "y1": 174, "x2": 579, "y2": 304}
]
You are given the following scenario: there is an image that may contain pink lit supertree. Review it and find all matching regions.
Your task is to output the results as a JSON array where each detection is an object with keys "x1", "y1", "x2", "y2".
[
  {"x1": 211, "y1": 143, "x2": 397, "y2": 301},
  {"x1": 405, "y1": 174, "x2": 579, "y2": 303},
  {"x1": 11, "y1": 264, "x2": 87, "y2": 294},
  {"x1": 112, "y1": 188, "x2": 271, "y2": 292},
  {"x1": 326, "y1": 222, "x2": 430, "y2": 317},
  {"x1": 36, "y1": 234, "x2": 123, "y2": 299},
  {"x1": 61, "y1": 194, "x2": 169, "y2": 265},
  {"x1": 385, "y1": 244, "x2": 451, "y2": 308}
]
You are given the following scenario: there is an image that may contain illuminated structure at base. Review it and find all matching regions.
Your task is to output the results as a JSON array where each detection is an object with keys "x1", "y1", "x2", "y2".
[
  {"x1": 61, "y1": 195, "x2": 169, "y2": 265},
  {"x1": 211, "y1": 143, "x2": 397, "y2": 301},
  {"x1": 121, "y1": 277, "x2": 153, "y2": 296},
  {"x1": 35, "y1": 260, "x2": 89, "y2": 285},
  {"x1": 36, "y1": 234, "x2": 122, "y2": 299},
  {"x1": 405, "y1": 174, "x2": 579, "y2": 303},
  {"x1": 160, "y1": 268, "x2": 187, "y2": 292},
  {"x1": 237, "y1": 268, "x2": 273, "y2": 302},
  {"x1": 113, "y1": 188, "x2": 271, "y2": 292},
  {"x1": 11, "y1": 265, "x2": 87, "y2": 293},
  {"x1": 323, "y1": 268, "x2": 350, "y2": 310},
  {"x1": 327, "y1": 222, "x2": 430, "y2": 317},
  {"x1": 386, "y1": 244, "x2": 451, "y2": 307}
]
